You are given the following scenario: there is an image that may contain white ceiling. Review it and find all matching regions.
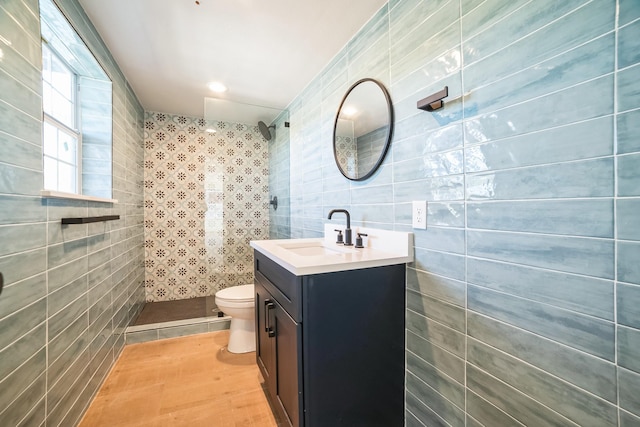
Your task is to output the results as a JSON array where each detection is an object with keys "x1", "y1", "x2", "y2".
[{"x1": 78, "y1": 0, "x2": 388, "y2": 122}]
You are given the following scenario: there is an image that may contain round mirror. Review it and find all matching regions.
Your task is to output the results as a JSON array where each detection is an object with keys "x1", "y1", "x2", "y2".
[{"x1": 333, "y1": 78, "x2": 393, "y2": 181}]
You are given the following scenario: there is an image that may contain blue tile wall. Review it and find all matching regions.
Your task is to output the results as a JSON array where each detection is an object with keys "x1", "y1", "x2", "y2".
[
  {"x1": 0, "y1": 0, "x2": 144, "y2": 426},
  {"x1": 80, "y1": 76, "x2": 113, "y2": 199},
  {"x1": 282, "y1": 0, "x2": 639, "y2": 425}
]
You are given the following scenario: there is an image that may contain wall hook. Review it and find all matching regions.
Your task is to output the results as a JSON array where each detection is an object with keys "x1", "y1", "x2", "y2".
[{"x1": 417, "y1": 86, "x2": 449, "y2": 112}]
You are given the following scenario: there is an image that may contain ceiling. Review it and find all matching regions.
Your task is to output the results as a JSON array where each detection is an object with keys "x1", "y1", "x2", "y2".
[{"x1": 78, "y1": 0, "x2": 388, "y2": 123}]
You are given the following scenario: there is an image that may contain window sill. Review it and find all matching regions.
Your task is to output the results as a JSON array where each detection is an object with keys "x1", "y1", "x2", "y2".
[{"x1": 41, "y1": 190, "x2": 118, "y2": 204}]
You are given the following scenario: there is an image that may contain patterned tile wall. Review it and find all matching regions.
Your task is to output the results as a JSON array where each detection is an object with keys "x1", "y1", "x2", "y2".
[
  {"x1": 285, "y1": 0, "x2": 640, "y2": 426},
  {"x1": 144, "y1": 112, "x2": 269, "y2": 302},
  {"x1": 0, "y1": 0, "x2": 144, "y2": 425},
  {"x1": 334, "y1": 135, "x2": 357, "y2": 177}
]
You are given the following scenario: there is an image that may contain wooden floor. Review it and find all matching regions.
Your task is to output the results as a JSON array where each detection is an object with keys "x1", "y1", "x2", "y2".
[{"x1": 79, "y1": 331, "x2": 286, "y2": 427}]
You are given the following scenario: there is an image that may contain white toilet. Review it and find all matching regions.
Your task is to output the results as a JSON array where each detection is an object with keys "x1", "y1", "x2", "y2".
[{"x1": 214, "y1": 284, "x2": 256, "y2": 353}]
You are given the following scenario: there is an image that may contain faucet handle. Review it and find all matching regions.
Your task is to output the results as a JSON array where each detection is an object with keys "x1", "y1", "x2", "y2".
[
  {"x1": 334, "y1": 229, "x2": 344, "y2": 244},
  {"x1": 355, "y1": 233, "x2": 368, "y2": 248}
]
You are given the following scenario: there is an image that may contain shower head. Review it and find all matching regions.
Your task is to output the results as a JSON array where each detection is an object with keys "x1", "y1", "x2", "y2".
[{"x1": 258, "y1": 121, "x2": 275, "y2": 141}]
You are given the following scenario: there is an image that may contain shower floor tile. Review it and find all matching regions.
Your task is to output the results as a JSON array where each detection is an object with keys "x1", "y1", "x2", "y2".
[
  {"x1": 132, "y1": 296, "x2": 219, "y2": 325},
  {"x1": 79, "y1": 331, "x2": 286, "y2": 427}
]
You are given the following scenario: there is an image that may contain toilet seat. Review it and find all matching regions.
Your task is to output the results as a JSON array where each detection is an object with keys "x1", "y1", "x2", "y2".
[{"x1": 215, "y1": 284, "x2": 254, "y2": 303}]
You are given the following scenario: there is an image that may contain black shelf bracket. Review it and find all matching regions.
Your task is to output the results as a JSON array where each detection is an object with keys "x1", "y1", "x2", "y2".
[
  {"x1": 417, "y1": 86, "x2": 449, "y2": 112},
  {"x1": 61, "y1": 215, "x2": 120, "y2": 225}
]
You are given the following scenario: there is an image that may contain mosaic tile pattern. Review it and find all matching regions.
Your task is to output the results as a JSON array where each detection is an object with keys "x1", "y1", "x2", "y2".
[{"x1": 144, "y1": 112, "x2": 269, "y2": 302}]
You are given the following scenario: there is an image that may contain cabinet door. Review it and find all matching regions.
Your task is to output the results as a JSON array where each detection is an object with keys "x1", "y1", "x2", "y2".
[
  {"x1": 255, "y1": 279, "x2": 275, "y2": 396},
  {"x1": 302, "y1": 265, "x2": 405, "y2": 426},
  {"x1": 273, "y1": 303, "x2": 302, "y2": 427}
]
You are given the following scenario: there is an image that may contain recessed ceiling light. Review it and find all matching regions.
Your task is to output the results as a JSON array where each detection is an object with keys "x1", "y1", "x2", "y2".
[
  {"x1": 207, "y1": 82, "x2": 227, "y2": 93},
  {"x1": 342, "y1": 106, "x2": 358, "y2": 117},
  {"x1": 206, "y1": 128, "x2": 217, "y2": 134}
]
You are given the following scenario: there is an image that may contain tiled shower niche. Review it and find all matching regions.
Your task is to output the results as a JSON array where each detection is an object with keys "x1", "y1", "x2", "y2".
[{"x1": 143, "y1": 112, "x2": 269, "y2": 302}]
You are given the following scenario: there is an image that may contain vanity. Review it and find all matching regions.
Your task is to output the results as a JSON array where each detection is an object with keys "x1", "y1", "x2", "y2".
[{"x1": 250, "y1": 226, "x2": 413, "y2": 427}]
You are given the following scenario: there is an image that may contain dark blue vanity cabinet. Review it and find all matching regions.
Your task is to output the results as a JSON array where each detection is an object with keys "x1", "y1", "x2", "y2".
[{"x1": 254, "y1": 250, "x2": 405, "y2": 427}]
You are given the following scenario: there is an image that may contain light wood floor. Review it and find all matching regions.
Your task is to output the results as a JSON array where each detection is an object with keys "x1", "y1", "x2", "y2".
[{"x1": 79, "y1": 331, "x2": 285, "y2": 427}]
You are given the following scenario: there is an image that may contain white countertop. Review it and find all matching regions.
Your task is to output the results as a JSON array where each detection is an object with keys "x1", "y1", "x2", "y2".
[{"x1": 250, "y1": 226, "x2": 414, "y2": 276}]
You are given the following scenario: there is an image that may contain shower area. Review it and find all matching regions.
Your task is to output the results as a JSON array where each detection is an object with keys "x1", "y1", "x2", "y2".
[{"x1": 127, "y1": 110, "x2": 290, "y2": 342}]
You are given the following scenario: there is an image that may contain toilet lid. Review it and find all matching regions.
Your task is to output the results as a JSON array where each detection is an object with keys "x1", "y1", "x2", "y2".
[{"x1": 216, "y1": 284, "x2": 254, "y2": 302}]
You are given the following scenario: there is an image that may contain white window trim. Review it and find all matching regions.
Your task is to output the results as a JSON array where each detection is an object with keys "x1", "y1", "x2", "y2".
[
  {"x1": 42, "y1": 43, "x2": 83, "y2": 195},
  {"x1": 42, "y1": 42, "x2": 77, "y2": 127},
  {"x1": 43, "y1": 112, "x2": 82, "y2": 186}
]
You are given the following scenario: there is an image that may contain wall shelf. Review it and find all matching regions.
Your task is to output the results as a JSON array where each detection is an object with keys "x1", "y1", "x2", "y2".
[{"x1": 61, "y1": 215, "x2": 120, "y2": 225}]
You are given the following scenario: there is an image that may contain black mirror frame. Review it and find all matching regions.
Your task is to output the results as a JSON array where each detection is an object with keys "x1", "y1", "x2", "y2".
[{"x1": 333, "y1": 78, "x2": 394, "y2": 181}]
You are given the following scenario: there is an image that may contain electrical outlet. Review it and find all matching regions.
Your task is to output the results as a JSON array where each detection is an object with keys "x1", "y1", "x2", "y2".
[{"x1": 412, "y1": 201, "x2": 427, "y2": 229}]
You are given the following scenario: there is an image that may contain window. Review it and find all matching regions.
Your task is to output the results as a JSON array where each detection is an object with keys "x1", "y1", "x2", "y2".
[
  {"x1": 40, "y1": 0, "x2": 113, "y2": 201},
  {"x1": 42, "y1": 44, "x2": 80, "y2": 194}
]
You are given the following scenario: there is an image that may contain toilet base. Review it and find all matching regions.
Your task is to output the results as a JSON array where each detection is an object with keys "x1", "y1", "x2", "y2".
[{"x1": 227, "y1": 317, "x2": 256, "y2": 353}]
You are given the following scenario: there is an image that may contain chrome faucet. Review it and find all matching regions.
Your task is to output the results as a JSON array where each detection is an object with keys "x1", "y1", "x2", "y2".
[{"x1": 327, "y1": 209, "x2": 353, "y2": 246}]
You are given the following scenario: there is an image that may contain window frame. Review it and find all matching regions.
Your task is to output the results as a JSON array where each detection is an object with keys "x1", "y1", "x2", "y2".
[
  {"x1": 39, "y1": 0, "x2": 116, "y2": 204},
  {"x1": 41, "y1": 41, "x2": 83, "y2": 195}
]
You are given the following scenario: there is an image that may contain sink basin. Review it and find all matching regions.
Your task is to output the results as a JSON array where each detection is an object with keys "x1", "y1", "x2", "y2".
[
  {"x1": 286, "y1": 246, "x2": 343, "y2": 256},
  {"x1": 276, "y1": 241, "x2": 353, "y2": 257}
]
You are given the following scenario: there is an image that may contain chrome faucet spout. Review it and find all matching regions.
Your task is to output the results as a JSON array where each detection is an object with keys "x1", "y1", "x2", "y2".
[{"x1": 327, "y1": 209, "x2": 353, "y2": 245}]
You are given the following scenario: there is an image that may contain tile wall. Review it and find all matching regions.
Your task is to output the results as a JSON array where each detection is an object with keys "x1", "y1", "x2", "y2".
[
  {"x1": 79, "y1": 76, "x2": 113, "y2": 199},
  {"x1": 143, "y1": 112, "x2": 270, "y2": 302},
  {"x1": 0, "y1": 0, "x2": 144, "y2": 425},
  {"x1": 356, "y1": 126, "x2": 389, "y2": 178},
  {"x1": 285, "y1": 0, "x2": 640, "y2": 425}
]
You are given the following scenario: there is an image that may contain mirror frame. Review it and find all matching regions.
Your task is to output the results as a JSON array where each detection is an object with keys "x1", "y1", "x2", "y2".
[{"x1": 333, "y1": 78, "x2": 394, "y2": 181}]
